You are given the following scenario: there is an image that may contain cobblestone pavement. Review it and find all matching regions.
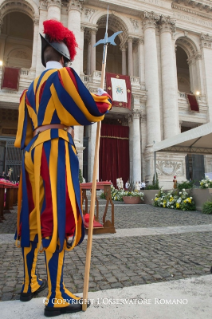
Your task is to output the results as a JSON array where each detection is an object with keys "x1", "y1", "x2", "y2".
[
  {"x1": 1, "y1": 204, "x2": 212, "y2": 234},
  {"x1": 0, "y1": 203, "x2": 212, "y2": 302},
  {"x1": 0, "y1": 231, "x2": 212, "y2": 301}
]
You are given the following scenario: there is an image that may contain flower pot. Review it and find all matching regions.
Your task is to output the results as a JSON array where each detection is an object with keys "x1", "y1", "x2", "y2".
[{"x1": 123, "y1": 196, "x2": 143, "y2": 204}]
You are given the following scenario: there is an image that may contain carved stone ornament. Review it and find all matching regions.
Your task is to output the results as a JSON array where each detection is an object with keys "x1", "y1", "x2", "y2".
[
  {"x1": 130, "y1": 18, "x2": 139, "y2": 30},
  {"x1": 68, "y1": 0, "x2": 84, "y2": 12},
  {"x1": 156, "y1": 160, "x2": 184, "y2": 176},
  {"x1": 159, "y1": 15, "x2": 176, "y2": 33},
  {"x1": 200, "y1": 33, "x2": 212, "y2": 49},
  {"x1": 84, "y1": 8, "x2": 95, "y2": 20},
  {"x1": 143, "y1": 11, "x2": 160, "y2": 30}
]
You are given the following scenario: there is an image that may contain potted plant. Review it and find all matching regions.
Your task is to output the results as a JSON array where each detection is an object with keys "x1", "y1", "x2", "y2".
[{"x1": 122, "y1": 191, "x2": 144, "y2": 204}]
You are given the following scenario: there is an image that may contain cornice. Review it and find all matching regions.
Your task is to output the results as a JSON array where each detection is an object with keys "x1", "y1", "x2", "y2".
[{"x1": 172, "y1": 0, "x2": 212, "y2": 17}]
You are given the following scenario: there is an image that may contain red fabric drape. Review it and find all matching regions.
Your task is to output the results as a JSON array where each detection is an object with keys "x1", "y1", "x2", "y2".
[
  {"x1": 186, "y1": 94, "x2": 199, "y2": 112},
  {"x1": 2, "y1": 67, "x2": 20, "y2": 90},
  {"x1": 99, "y1": 124, "x2": 129, "y2": 187}
]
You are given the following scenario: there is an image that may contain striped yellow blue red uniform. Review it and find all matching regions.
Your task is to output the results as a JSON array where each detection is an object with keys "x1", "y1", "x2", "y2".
[{"x1": 14, "y1": 66, "x2": 112, "y2": 307}]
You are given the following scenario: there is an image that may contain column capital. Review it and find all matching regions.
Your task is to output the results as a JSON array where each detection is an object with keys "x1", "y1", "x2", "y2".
[
  {"x1": 128, "y1": 36, "x2": 133, "y2": 43},
  {"x1": 68, "y1": 0, "x2": 84, "y2": 13},
  {"x1": 47, "y1": 0, "x2": 61, "y2": 10},
  {"x1": 34, "y1": 17, "x2": 40, "y2": 25},
  {"x1": 90, "y1": 27, "x2": 98, "y2": 35},
  {"x1": 159, "y1": 15, "x2": 176, "y2": 33},
  {"x1": 81, "y1": 24, "x2": 85, "y2": 32},
  {"x1": 39, "y1": 0, "x2": 48, "y2": 11},
  {"x1": 142, "y1": 11, "x2": 159, "y2": 30},
  {"x1": 195, "y1": 52, "x2": 202, "y2": 60},
  {"x1": 120, "y1": 43, "x2": 127, "y2": 51},
  {"x1": 132, "y1": 109, "x2": 141, "y2": 119},
  {"x1": 200, "y1": 33, "x2": 212, "y2": 49},
  {"x1": 138, "y1": 37, "x2": 144, "y2": 45}
]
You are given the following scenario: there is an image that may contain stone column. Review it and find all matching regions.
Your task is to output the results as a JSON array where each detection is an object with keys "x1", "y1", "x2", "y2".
[
  {"x1": 68, "y1": 0, "x2": 82, "y2": 74},
  {"x1": 143, "y1": 11, "x2": 161, "y2": 145},
  {"x1": 31, "y1": 18, "x2": 39, "y2": 70},
  {"x1": 90, "y1": 28, "x2": 97, "y2": 74},
  {"x1": 68, "y1": 0, "x2": 84, "y2": 170},
  {"x1": 132, "y1": 111, "x2": 141, "y2": 182},
  {"x1": 138, "y1": 38, "x2": 145, "y2": 87},
  {"x1": 36, "y1": 1, "x2": 48, "y2": 76},
  {"x1": 195, "y1": 52, "x2": 205, "y2": 96},
  {"x1": 80, "y1": 25, "x2": 84, "y2": 74},
  {"x1": 160, "y1": 16, "x2": 179, "y2": 139},
  {"x1": 128, "y1": 37, "x2": 133, "y2": 77},
  {"x1": 87, "y1": 39, "x2": 91, "y2": 75},
  {"x1": 201, "y1": 33, "x2": 212, "y2": 121},
  {"x1": 128, "y1": 115, "x2": 133, "y2": 181},
  {"x1": 47, "y1": 0, "x2": 61, "y2": 20},
  {"x1": 88, "y1": 123, "x2": 98, "y2": 182},
  {"x1": 121, "y1": 44, "x2": 127, "y2": 75}
]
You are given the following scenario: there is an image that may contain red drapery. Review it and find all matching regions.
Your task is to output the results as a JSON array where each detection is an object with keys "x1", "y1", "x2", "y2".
[
  {"x1": 99, "y1": 124, "x2": 129, "y2": 187},
  {"x1": 1, "y1": 67, "x2": 20, "y2": 90},
  {"x1": 186, "y1": 94, "x2": 199, "y2": 112}
]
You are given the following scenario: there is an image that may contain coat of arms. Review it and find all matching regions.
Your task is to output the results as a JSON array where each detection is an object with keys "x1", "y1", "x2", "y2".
[{"x1": 116, "y1": 86, "x2": 123, "y2": 95}]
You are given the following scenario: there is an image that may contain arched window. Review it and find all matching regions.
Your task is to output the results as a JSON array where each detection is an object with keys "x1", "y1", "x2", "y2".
[
  {"x1": 176, "y1": 46, "x2": 190, "y2": 93},
  {"x1": 2, "y1": 12, "x2": 33, "y2": 68}
]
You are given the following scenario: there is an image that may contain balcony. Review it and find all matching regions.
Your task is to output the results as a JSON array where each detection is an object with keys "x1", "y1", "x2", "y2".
[
  {"x1": 0, "y1": 67, "x2": 34, "y2": 109},
  {"x1": 178, "y1": 91, "x2": 208, "y2": 124}
]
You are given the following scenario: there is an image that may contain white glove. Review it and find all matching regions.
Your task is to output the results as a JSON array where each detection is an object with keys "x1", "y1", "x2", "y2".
[{"x1": 96, "y1": 88, "x2": 107, "y2": 96}]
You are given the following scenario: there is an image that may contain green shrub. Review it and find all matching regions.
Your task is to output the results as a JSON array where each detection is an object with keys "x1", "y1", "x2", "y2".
[
  {"x1": 177, "y1": 181, "x2": 194, "y2": 191},
  {"x1": 202, "y1": 200, "x2": 212, "y2": 214},
  {"x1": 145, "y1": 184, "x2": 160, "y2": 190},
  {"x1": 100, "y1": 192, "x2": 106, "y2": 199}
]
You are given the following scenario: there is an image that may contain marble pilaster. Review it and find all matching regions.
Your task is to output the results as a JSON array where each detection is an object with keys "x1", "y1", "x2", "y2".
[
  {"x1": 36, "y1": 1, "x2": 48, "y2": 76},
  {"x1": 121, "y1": 44, "x2": 127, "y2": 75},
  {"x1": 132, "y1": 111, "x2": 141, "y2": 182},
  {"x1": 138, "y1": 38, "x2": 145, "y2": 86},
  {"x1": 87, "y1": 39, "x2": 91, "y2": 75},
  {"x1": 90, "y1": 29, "x2": 97, "y2": 74},
  {"x1": 200, "y1": 33, "x2": 212, "y2": 121},
  {"x1": 128, "y1": 37, "x2": 133, "y2": 77},
  {"x1": 159, "y1": 16, "x2": 179, "y2": 139},
  {"x1": 31, "y1": 18, "x2": 39, "y2": 70},
  {"x1": 143, "y1": 11, "x2": 161, "y2": 145}
]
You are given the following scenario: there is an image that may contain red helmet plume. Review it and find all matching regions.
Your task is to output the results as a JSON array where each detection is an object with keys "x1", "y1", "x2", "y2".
[{"x1": 43, "y1": 20, "x2": 78, "y2": 61}]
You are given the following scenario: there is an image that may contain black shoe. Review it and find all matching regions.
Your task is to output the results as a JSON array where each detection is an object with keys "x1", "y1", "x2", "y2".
[
  {"x1": 44, "y1": 299, "x2": 90, "y2": 317},
  {"x1": 20, "y1": 279, "x2": 48, "y2": 302}
]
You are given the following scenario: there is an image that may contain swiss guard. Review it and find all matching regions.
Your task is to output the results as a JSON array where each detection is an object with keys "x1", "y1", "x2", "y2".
[{"x1": 14, "y1": 19, "x2": 112, "y2": 317}]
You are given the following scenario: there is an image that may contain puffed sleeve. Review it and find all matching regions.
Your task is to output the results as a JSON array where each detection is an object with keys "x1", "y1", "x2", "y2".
[{"x1": 49, "y1": 67, "x2": 112, "y2": 126}]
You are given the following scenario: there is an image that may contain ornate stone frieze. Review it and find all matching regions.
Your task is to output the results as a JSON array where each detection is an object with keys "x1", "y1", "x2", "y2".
[
  {"x1": 156, "y1": 160, "x2": 184, "y2": 176},
  {"x1": 158, "y1": 15, "x2": 176, "y2": 33},
  {"x1": 172, "y1": 0, "x2": 212, "y2": 15},
  {"x1": 142, "y1": 11, "x2": 160, "y2": 30},
  {"x1": 200, "y1": 33, "x2": 212, "y2": 49},
  {"x1": 130, "y1": 18, "x2": 139, "y2": 30},
  {"x1": 68, "y1": 0, "x2": 83, "y2": 12}
]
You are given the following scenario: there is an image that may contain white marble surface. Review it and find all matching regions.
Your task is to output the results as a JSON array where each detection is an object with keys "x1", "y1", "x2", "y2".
[{"x1": 1, "y1": 275, "x2": 212, "y2": 319}]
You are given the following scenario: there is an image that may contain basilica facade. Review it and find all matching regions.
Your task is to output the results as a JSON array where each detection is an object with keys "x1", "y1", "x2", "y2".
[{"x1": 0, "y1": 0, "x2": 212, "y2": 187}]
